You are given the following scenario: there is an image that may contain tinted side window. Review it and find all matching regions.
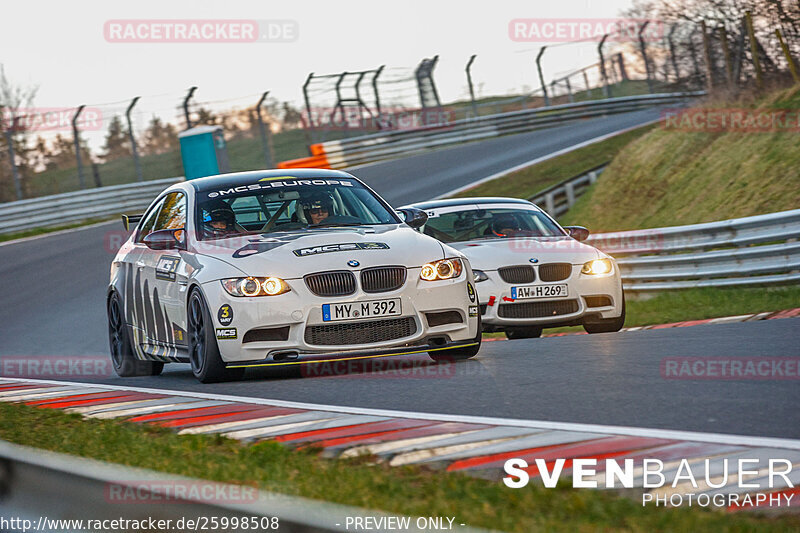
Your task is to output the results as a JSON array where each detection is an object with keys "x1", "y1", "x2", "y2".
[
  {"x1": 136, "y1": 197, "x2": 166, "y2": 242},
  {"x1": 154, "y1": 192, "x2": 186, "y2": 231}
]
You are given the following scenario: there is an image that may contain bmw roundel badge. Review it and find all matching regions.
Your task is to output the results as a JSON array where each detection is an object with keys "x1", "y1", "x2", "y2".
[
  {"x1": 347, "y1": 260, "x2": 360, "y2": 267},
  {"x1": 529, "y1": 258, "x2": 539, "y2": 263}
]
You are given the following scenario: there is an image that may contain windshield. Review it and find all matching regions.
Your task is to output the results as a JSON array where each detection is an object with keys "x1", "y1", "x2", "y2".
[
  {"x1": 421, "y1": 207, "x2": 566, "y2": 243},
  {"x1": 195, "y1": 178, "x2": 400, "y2": 240}
]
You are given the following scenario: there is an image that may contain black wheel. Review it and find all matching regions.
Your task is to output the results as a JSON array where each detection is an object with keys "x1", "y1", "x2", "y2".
[
  {"x1": 505, "y1": 326, "x2": 543, "y2": 340},
  {"x1": 583, "y1": 294, "x2": 626, "y2": 334},
  {"x1": 188, "y1": 290, "x2": 244, "y2": 383},
  {"x1": 429, "y1": 315, "x2": 482, "y2": 361},
  {"x1": 107, "y1": 292, "x2": 164, "y2": 377}
]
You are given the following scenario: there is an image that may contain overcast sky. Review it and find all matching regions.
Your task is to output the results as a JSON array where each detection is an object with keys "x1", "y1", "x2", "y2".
[{"x1": 3, "y1": 0, "x2": 637, "y2": 146}]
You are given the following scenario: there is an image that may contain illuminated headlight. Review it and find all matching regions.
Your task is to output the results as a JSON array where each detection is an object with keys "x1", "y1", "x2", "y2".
[
  {"x1": 221, "y1": 277, "x2": 290, "y2": 297},
  {"x1": 581, "y1": 259, "x2": 613, "y2": 275},
  {"x1": 473, "y1": 269, "x2": 489, "y2": 283},
  {"x1": 420, "y1": 258, "x2": 463, "y2": 281}
]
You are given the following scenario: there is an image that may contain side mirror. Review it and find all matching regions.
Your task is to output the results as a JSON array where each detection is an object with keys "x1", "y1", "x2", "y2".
[
  {"x1": 398, "y1": 208, "x2": 429, "y2": 229},
  {"x1": 564, "y1": 225, "x2": 590, "y2": 242},
  {"x1": 143, "y1": 229, "x2": 186, "y2": 250}
]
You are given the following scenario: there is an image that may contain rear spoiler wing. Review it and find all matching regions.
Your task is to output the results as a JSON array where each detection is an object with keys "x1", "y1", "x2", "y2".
[{"x1": 121, "y1": 214, "x2": 143, "y2": 231}]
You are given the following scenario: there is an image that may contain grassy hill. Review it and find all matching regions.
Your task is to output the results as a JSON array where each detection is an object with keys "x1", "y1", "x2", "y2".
[{"x1": 560, "y1": 86, "x2": 800, "y2": 232}]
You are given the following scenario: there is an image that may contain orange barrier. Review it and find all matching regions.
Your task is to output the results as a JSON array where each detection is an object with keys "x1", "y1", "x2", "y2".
[{"x1": 277, "y1": 152, "x2": 330, "y2": 169}]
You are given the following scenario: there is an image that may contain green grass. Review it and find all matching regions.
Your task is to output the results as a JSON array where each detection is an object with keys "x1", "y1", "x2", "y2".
[
  {"x1": 560, "y1": 86, "x2": 800, "y2": 232},
  {"x1": 450, "y1": 124, "x2": 656, "y2": 199},
  {"x1": 483, "y1": 286, "x2": 800, "y2": 338},
  {"x1": 1, "y1": 403, "x2": 798, "y2": 532}
]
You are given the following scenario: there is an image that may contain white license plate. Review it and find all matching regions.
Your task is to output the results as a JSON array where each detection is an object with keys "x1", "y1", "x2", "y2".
[
  {"x1": 322, "y1": 298, "x2": 402, "y2": 322},
  {"x1": 511, "y1": 284, "x2": 568, "y2": 299}
]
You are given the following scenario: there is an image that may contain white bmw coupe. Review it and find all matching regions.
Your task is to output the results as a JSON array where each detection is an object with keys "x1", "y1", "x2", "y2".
[
  {"x1": 108, "y1": 170, "x2": 481, "y2": 382},
  {"x1": 401, "y1": 197, "x2": 625, "y2": 339}
]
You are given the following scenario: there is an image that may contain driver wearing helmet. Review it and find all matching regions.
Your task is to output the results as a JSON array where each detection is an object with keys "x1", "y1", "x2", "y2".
[
  {"x1": 300, "y1": 192, "x2": 335, "y2": 225},
  {"x1": 490, "y1": 213, "x2": 522, "y2": 237},
  {"x1": 202, "y1": 200, "x2": 238, "y2": 238}
]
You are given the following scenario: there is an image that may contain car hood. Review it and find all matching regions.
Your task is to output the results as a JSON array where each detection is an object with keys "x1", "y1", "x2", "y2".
[
  {"x1": 193, "y1": 225, "x2": 445, "y2": 278},
  {"x1": 449, "y1": 236, "x2": 601, "y2": 270}
]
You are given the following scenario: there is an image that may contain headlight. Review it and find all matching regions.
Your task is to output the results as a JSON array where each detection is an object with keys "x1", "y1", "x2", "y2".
[
  {"x1": 473, "y1": 269, "x2": 489, "y2": 283},
  {"x1": 221, "y1": 277, "x2": 290, "y2": 297},
  {"x1": 581, "y1": 259, "x2": 613, "y2": 275},
  {"x1": 420, "y1": 258, "x2": 463, "y2": 281}
]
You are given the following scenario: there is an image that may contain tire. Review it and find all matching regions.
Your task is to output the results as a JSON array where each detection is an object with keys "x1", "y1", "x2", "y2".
[
  {"x1": 107, "y1": 292, "x2": 164, "y2": 377},
  {"x1": 429, "y1": 315, "x2": 482, "y2": 361},
  {"x1": 505, "y1": 326, "x2": 543, "y2": 340},
  {"x1": 583, "y1": 293, "x2": 626, "y2": 334},
  {"x1": 188, "y1": 290, "x2": 245, "y2": 383}
]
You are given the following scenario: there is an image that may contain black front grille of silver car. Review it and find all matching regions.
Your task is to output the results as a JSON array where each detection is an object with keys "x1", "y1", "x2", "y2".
[
  {"x1": 305, "y1": 317, "x2": 417, "y2": 346},
  {"x1": 498, "y1": 265, "x2": 536, "y2": 284},
  {"x1": 304, "y1": 271, "x2": 356, "y2": 297},
  {"x1": 361, "y1": 266, "x2": 406, "y2": 293},
  {"x1": 498, "y1": 299, "x2": 579, "y2": 318},
  {"x1": 538, "y1": 263, "x2": 573, "y2": 282}
]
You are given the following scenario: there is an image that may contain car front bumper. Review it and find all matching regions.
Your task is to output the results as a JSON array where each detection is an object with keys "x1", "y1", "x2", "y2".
[
  {"x1": 476, "y1": 263, "x2": 623, "y2": 328},
  {"x1": 200, "y1": 266, "x2": 479, "y2": 365}
]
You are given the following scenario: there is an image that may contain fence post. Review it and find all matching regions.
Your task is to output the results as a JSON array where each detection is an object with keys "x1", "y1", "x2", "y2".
[
  {"x1": 668, "y1": 24, "x2": 681, "y2": 82},
  {"x1": 466, "y1": 54, "x2": 478, "y2": 118},
  {"x1": 617, "y1": 53, "x2": 628, "y2": 81},
  {"x1": 719, "y1": 26, "x2": 733, "y2": 86},
  {"x1": 71, "y1": 105, "x2": 86, "y2": 190},
  {"x1": 536, "y1": 47, "x2": 549, "y2": 106},
  {"x1": 256, "y1": 92, "x2": 274, "y2": 169},
  {"x1": 371, "y1": 65, "x2": 385, "y2": 128},
  {"x1": 745, "y1": 11, "x2": 764, "y2": 89},
  {"x1": 2, "y1": 116, "x2": 23, "y2": 200},
  {"x1": 598, "y1": 34, "x2": 611, "y2": 98},
  {"x1": 582, "y1": 70, "x2": 591, "y2": 98},
  {"x1": 126, "y1": 96, "x2": 143, "y2": 182},
  {"x1": 303, "y1": 73, "x2": 316, "y2": 143},
  {"x1": 545, "y1": 192, "x2": 555, "y2": 214},
  {"x1": 588, "y1": 170, "x2": 598, "y2": 184},
  {"x1": 565, "y1": 77, "x2": 574, "y2": 103},
  {"x1": 700, "y1": 21, "x2": 714, "y2": 92},
  {"x1": 638, "y1": 21, "x2": 654, "y2": 93},
  {"x1": 775, "y1": 29, "x2": 800, "y2": 84},
  {"x1": 183, "y1": 86, "x2": 197, "y2": 130}
]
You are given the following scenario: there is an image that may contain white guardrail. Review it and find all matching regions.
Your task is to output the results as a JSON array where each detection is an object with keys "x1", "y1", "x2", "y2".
[
  {"x1": 279, "y1": 92, "x2": 705, "y2": 170},
  {"x1": 0, "y1": 177, "x2": 182, "y2": 235},
  {"x1": 528, "y1": 165, "x2": 800, "y2": 291},
  {"x1": 0, "y1": 439, "x2": 482, "y2": 533}
]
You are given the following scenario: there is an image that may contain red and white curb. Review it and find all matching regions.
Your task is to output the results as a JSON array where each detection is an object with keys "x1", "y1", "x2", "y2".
[
  {"x1": 1, "y1": 377, "x2": 798, "y2": 513},
  {"x1": 481, "y1": 307, "x2": 800, "y2": 340}
]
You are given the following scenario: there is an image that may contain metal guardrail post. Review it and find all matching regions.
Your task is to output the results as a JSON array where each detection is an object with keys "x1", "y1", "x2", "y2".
[
  {"x1": 588, "y1": 170, "x2": 598, "y2": 184},
  {"x1": 183, "y1": 86, "x2": 197, "y2": 130},
  {"x1": 536, "y1": 47, "x2": 549, "y2": 106},
  {"x1": 71, "y1": 105, "x2": 86, "y2": 190},
  {"x1": 564, "y1": 77, "x2": 574, "y2": 103},
  {"x1": 564, "y1": 182, "x2": 575, "y2": 208},
  {"x1": 126, "y1": 96, "x2": 143, "y2": 182}
]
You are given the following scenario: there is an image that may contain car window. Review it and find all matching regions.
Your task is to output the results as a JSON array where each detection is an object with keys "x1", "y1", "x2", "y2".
[
  {"x1": 136, "y1": 196, "x2": 166, "y2": 242},
  {"x1": 154, "y1": 192, "x2": 186, "y2": 231},
  {"x1": 422, "y1": 208, "x2": 565, "y2": 242}
]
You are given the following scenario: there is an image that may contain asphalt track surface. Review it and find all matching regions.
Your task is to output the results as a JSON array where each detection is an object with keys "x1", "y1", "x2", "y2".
[{"x1": 2, "y1": 107, "x2": 798, "y2": 440}]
